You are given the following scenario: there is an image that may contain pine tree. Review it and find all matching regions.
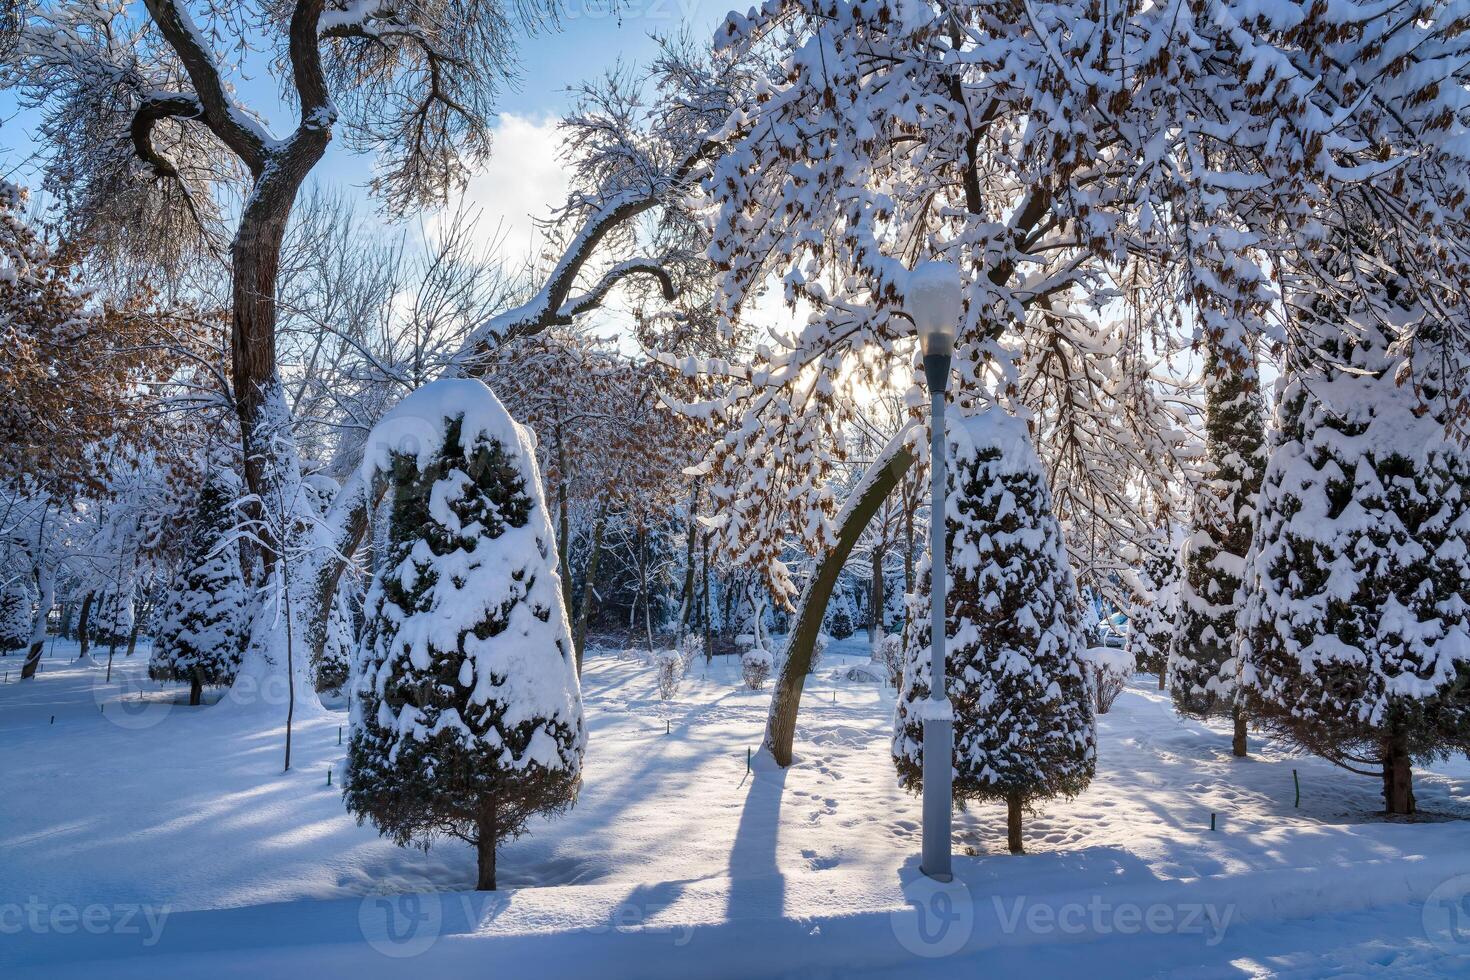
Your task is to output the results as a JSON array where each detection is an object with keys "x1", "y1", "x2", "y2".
[
  {"x1": 0, "y1": 578, "x2": 31, "y2": 654},
  {"x1": 1170, "y1": 331, "x2": 1266, "y2": 756},
  {"x1": 149, "y1": 479, "x2": 248, "y2": 705},
  {"x1": 1240, "y1": 244, "x2": 1470, "y2": 815},
  {"x1": 826, "y1": 596, "x2": 855, "y2": 641},
  {"x1": 1127, "y1": 546, "x2": 1176, "y2": 690},
  {"x1": 91, "y1": 584, "x2": 135, "y2": 652},
  {"x1": 895, "y1": 408, "x2": 1095, "y2": 854},
  {"x1": 345, "y1": 379, "x2": 585, "y2": 891}
]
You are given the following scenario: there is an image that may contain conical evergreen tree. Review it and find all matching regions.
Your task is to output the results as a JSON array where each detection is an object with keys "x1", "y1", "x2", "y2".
[
  {"x1": 1169, "y1": 327, "x2": 1267, "y2": 756},
  {"x1": 825, "y1": 595, "x2": 855, "y2": 640},
  {"x1": 150, "y1": 478, "x2": 249, "y2": 705},
  {"x1": 0, "y1": 578, "x2": 32, "y2": 654},
  {"x1": 1127, "y1": 544, "x2": 1176, "y2": 690},
  {"x1": 1240, "y1": 238, "x2": 1470, "y2": 815},
  {"x1": 345, "y1": 380, "x2": 585, "y2": 890},
  {"x1": 895, "y1": 407, "x2": 1095, "y2": 854},
  {"x1": 91, "y1": 583, "x2": 135, "y2": 652}
]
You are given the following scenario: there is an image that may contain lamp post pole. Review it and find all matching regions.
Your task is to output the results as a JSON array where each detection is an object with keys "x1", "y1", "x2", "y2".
[
  {"x1": 920, "y1": 349, "x2": 953, "y2": 882},
  {"x1": 907, "y1": 259, "x2": 960, "y2": 884}
]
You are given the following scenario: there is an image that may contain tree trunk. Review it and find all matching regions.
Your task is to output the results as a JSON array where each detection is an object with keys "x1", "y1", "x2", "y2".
[
  {"x1": 106, "y1": 632, "x2": 120, "y2": 682},
  {"x1": 869, "y1": 544, "x2": 886, "y2": 658},
  {"x1": 228, "y1": 104, "x2": 331, "y2": 579},
  {"x1": 903, "y1": 487, "x2": 916, "y2": 600},
  {"x1": 189, "y1": 671, "x2": 203, "y2": 707},
  {"x1": 76, "y1": 591, "x2": 93, "y2": 658},
  {"x1": 20, "y1": 566, "x2": 54, "y2": 681},
  {"x1": 1157, "y1": 668, "x2": 1166, "y2": 690},
  {"x1": 1007, "y1": 793, "x2": 1025, "y2": 855},
  {"x1": 125, "y1": 614, "x2": 142, "y2": 657},
  {"x1": 639, "y1": 527, "x2": 655, "y2": 652},
  {"x1": 1231, "y1": 704, "x2": 1248, "y2": 758},
  {"x1": 701, "y1": 533, "x2": 712, "y2": 662},
  {"x1": 574, "y1": 511, "x2": 607, "y2": 674},
  {"x1": 720, "y1": 570, "x2": 739, "y2": 645},
  {"x1": 764, "y1": 446, "x2": 915, "y2": 766},
  {"x1": 476, "y1": 800, "x2": 498, "y2": 891},
  {"x1": 678, "y1": 485, "x2": 700, "y2": 640},
  {"x1": 555, "y1": 418, "x2": 572, "y2": 617},
  {"x1": 283, "y1": 576, "x2": 295, "y2": 772},
  {"x1": 1383, "y1": 730, "x2": 1416, "y2": 815}
]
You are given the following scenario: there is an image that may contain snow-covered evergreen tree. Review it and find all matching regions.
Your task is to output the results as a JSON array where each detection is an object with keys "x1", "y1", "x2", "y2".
[
  {"x1": 345, "y1": 379, "x2": 585, "y2": 891},
  {"x1": 91, "y1": 583, "x2": 135, "y2": 652},
  {"x1": 1241, "y1": 244, "x2": 1470, "y2": 815},
  {"x1": 0, "y1": 578, "x2": 31, "y2": 654},
  {"x1": 1169, "y1": 322, "x2": 1267, "y2": 756},
  {"x1": 150, "y1": 478, "x2": 249, "y2": 705},
  {"x1": 895, "y1": 408, "x2": 1095, "y2": 855},
  {"x1": 1127, "y1": 546, "x2": 1177, "y2": 690},
  {"x1": 826, "y1": 595, "x2": 855, "y2": 640}
]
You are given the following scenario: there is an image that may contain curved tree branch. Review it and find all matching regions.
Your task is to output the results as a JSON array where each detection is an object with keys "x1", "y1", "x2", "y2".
[
  {"x1": 139, "y1": 0, "x2": 272, "y2": 172},
  {"x1": 763, "y1": 427, "x2": 917, "y2": 766},
  {"x1": 129, "y1": 92, "x2": 204, "y2": 177},
  {"x1": 564, "y1": 259, "x2": 677, "y2": 319}
]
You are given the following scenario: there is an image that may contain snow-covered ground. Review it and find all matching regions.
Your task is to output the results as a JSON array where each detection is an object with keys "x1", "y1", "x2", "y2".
[{"x1": 4, "y1": 636, "x2": 1470, "y2": 977}]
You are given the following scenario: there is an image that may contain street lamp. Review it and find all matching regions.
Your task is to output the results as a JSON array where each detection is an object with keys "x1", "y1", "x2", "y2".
[{"x1": 907, "y1": 260, "x2": 961, "y2": 883}]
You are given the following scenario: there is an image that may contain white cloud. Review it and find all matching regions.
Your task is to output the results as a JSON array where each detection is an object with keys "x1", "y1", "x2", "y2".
[{"x1": 429, "y1": 113, "x2": 569, "y2": 272}]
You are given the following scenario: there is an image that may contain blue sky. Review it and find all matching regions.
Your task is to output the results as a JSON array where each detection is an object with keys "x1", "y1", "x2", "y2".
[{"x1": 0, "y1": 1, "x2": 731, "y2": 249}]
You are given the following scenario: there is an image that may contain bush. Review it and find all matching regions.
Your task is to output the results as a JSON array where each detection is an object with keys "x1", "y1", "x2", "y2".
[
  {"x1": 1083, "y1": 646, "x2": 1134, "y2": 714},
  {"x1": 678, "y1": 632, "x2": 704, "y2": 666},
  {"x1": 654, "y1": 647, "x2": 687, "y2": 700},
  {"x1": 741, "y1": 647, "x2": 773, "y2": 690},
  {"x1": 880, "y1": 632, "x2": 905, "y2": 687},
  {"x1": 809, "y1": 632, "x2": 830, "y2": 674}
]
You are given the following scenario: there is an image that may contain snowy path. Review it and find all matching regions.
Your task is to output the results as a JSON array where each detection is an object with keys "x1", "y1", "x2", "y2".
[{"x1": 3, "y1": 639, "x2": 1469, "y2": 976}]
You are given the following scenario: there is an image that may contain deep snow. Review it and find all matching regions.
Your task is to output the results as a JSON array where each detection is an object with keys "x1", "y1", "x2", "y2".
[{"x1": 3, "y1": 636, "x2": 1470, "y2": 977}]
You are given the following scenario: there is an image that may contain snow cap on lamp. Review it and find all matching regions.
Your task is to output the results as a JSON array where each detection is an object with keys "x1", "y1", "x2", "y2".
[
  {"x1": 907, "y1": 260, "x2": 961, "y2": 394},
  {"x1": 906, "y1": 260, "x2": 962, "y2": 358}
]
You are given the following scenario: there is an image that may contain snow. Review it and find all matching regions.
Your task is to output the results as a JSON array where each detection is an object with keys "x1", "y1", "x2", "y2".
[
  {"x1": 1082, "y1": 646, "x2": 1135, "y2": 674},
  {"x1": 359, "y1": 378, "x2": 531, "y2": 482},
  {"x1": 5, "y1": 638, "x2": 1470, "y2": 976}
]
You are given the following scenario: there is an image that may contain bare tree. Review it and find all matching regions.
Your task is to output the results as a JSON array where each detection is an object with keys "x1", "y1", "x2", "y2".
[{"x1": 5, "y1": 0, "x2": 555, "y2": 578}]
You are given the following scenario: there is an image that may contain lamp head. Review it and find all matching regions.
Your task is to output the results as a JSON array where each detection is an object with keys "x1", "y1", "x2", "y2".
[{"x1": 906, "y1": 261, "x2": 962, "y2": 358}]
